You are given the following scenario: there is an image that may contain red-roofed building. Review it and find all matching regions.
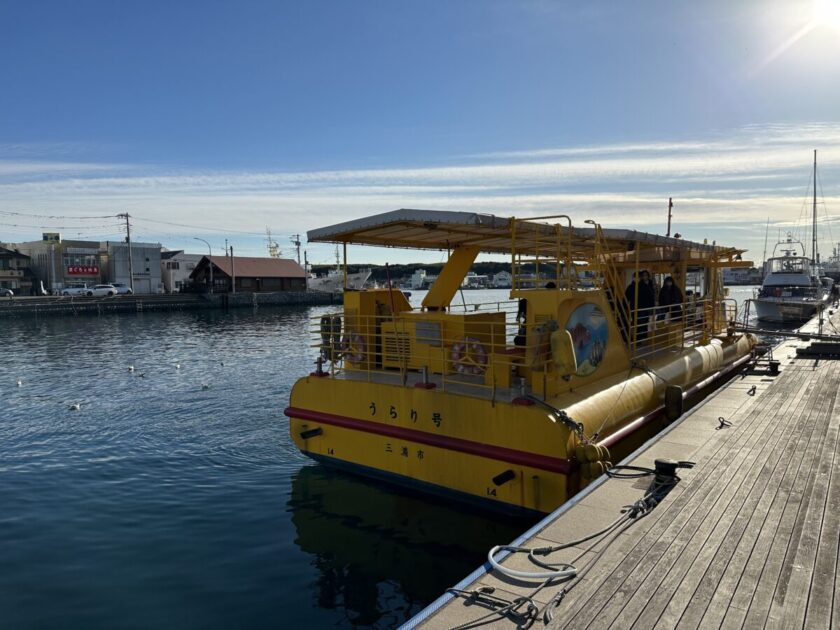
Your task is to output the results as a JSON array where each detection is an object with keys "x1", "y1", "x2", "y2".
[{"x1": 190, "y1": 256, "x2": 307, "y2": 293}]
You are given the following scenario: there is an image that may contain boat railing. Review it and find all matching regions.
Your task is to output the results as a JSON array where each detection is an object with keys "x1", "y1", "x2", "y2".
[
  {"x1": 628, "y1": 296, "x2": 729, "y2": 360},
  {"x1": 311, "y1": 294, "x2": 733, "y2": 398},
  {"x1": 311, "y1": 310, "x2": 561, "y2": 399}
]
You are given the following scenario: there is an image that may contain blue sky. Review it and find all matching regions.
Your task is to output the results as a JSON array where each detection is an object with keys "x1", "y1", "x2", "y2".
[{"x1": 2, "y1": 0, "x2": 840, "y2": 265}]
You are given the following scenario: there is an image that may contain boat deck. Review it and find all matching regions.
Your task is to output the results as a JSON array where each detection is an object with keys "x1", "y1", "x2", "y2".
[{"x1": 407, "y1": 314, "x2": 840, "y2": 629}]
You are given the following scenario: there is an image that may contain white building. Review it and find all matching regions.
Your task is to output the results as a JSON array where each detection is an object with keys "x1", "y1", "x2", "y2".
[
  {"x1": 462, "y1": 271, "x2": 489, "y2": 288},
  {"x1": 104, "y1": 241, "x2": 163, "y2": 294},
  {"x1": 491, "y1": 270, "x2": 512, "y2": 288},
  {"x1": 161, "y1": 251, "x2": 203, "y2": 293}
]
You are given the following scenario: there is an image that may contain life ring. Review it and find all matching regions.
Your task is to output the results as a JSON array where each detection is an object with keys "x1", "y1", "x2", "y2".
[
  {"x1": 450, "y1": 336, "x2": 488, "y2": 375},
  {"x1": 341, "y1": 333, "x2": 366, "y2": 363}
]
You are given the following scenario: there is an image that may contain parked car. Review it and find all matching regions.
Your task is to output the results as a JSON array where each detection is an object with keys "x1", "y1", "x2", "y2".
[
  {"x1": 60, "y1": 284, "x2": 90, "y2": 296},
  {"x1": 111, "y1": 282, "x2": 133, "y2": 295},
  {"x1": 87, "y1": 284, "x2": 118, "y2": 297},
  {"x1": 0, "y1": 288, "x2": 13, "y2": 297}
]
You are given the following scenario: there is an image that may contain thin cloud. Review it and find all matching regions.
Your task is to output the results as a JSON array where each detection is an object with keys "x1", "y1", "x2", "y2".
[{"x1": 1, "y1": 122, "x2": 839, "y2": 262}]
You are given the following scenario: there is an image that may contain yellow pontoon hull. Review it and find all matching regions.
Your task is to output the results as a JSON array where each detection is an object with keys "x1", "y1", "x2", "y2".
[{"x1": 286, "y1": 334, "x2": 755, "y2": 514}]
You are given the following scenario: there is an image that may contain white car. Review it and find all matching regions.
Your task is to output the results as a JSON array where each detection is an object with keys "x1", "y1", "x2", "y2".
[
  {"x1": 86, "y1": 284, "x2": 118, "y2": 297},
  {"x1": 61, "y1": 284, "x2": 90, "y2": 296},
  {"x1": 111, "y1": 283, "x2": 133, "y2": 295},
  {"x1": 0, "y1": 288, "x2": 13, "y2": 297}
]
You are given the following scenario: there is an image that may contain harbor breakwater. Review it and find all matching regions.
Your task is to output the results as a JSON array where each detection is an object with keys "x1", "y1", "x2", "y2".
[{"x1": 0, "y1": 291, "x2": 340, "y2": 318}]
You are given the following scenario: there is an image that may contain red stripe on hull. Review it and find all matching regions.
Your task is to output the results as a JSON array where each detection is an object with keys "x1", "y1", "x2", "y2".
[{"x1": 284, "y1": 406, "x2": 576, "y2": 475}]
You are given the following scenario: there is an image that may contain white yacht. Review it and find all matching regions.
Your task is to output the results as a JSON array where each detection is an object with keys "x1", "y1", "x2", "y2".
[
  {"x1": 308, "y1": 246, "x2": 371, "y2": 293},
  {"x1": 308, "y1": 267, "x2": 372, "y2": 293},
  {"x1": 754, "y1": 151, "x2": 833, "y2": 324},
  {"x1": 754, "y1": 236, "x2": 830, "y2": 323}
]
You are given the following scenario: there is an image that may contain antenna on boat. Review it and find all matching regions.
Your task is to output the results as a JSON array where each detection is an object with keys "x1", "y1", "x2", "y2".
[
  {"x1": 266, "y1": 228, "x2": 282, "y2": 258},
  {"x1": 762, "y1": 217, "x2": 770, "y2": 274},
  {"x1": 290, "y1": 234, "x2": 301, "y2": 264},
  {"x1": 666, "y1": 198, "x2": 673, "y2": 237}
]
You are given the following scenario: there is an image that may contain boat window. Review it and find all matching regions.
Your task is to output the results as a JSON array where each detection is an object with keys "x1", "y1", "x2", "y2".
[{"x1": 769, "y1": 257, "x2": 808, "y2": 274}]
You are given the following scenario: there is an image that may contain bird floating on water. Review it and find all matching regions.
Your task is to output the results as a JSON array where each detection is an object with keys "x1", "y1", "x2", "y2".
[
  {"x1": 16, "y1": 379, "x2": 22, "y2": 387},
  {"x1": 128, "y1": 365, "x2": 135, "y2": 372},
  {"x1": 201, "y1": 383, "x2": 210, "y2": 390},
  {"x1": 68, "y1": 403, "x2": 81, "y2": 411},
  {"x1": 175, "y1": 364, "x2": 181, "y2": 369}
]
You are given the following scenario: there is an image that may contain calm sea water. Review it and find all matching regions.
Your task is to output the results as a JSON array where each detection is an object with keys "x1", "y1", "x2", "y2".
[
  {"x1": 0, "y1": 286, "x2": 762, "y2": 628},
  {"x1": 1, "y1": 303, "x2": 526, "y2": 629}
]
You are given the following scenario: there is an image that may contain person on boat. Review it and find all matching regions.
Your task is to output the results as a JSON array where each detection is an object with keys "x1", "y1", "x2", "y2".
[
  {"x1": 657, "y1": 276, "x2": 684, "y2": 321},
  {"x1": 625, "y1": 271, "x2": 656, "y2": 342}
]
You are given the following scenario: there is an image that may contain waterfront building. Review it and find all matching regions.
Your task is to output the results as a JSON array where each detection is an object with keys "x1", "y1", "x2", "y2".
[
  {"x1": 190, "y1": 256, "x2": 306, "y2": 293},
  {"x1": 11, "y1": 233, "x2": 163, "y2": 294},
  {"x1": 0, "y1": 246, "x2": 34, "y2": 295},
  {"x1": 160, "y1": 251, "x2": 204, "y2": 293},
  {"x1": 103, "y1": 241, "x2": 163, "y2": 294}
]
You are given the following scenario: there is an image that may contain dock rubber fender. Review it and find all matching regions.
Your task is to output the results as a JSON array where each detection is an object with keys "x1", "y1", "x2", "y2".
[
  {"x1": 450, "y1": 337, "x2": 488, "y2": 375},
  {"x1": 341, "y1": 332, "x2": 366, "y2": 363}
]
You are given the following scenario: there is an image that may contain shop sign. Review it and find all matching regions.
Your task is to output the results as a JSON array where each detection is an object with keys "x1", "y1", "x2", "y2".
[{"x1": 67, "y1": 265, "x2": 100, "y2": 275}]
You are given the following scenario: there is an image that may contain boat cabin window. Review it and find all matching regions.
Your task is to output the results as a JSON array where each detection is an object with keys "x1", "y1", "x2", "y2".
[{"x1": 768, "y1": 257, "x2": 809, "y2": 274}]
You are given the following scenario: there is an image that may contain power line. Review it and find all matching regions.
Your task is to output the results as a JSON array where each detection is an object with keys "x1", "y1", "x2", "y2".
[
  {"x1": 131, "y1": 216, "x2": 277, "y2": 236},
  {"x1": 0, "y1": 209, "x2": 116, "y2": 220},
  {"x1": 0, "y1": 220, "x2": 122, "y2": 230}
]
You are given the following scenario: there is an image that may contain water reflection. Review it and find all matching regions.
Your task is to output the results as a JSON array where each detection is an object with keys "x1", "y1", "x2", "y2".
[{"x1": 288, "y1": 465, "x2": 527, "y2": 627}]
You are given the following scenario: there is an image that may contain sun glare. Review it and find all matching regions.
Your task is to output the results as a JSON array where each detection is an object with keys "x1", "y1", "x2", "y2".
[{"x1": 813, "y1": 0, "x2": 840, "y2": 29}]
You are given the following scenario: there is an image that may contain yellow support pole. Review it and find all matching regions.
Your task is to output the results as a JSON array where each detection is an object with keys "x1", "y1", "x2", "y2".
[{"x1": 421, "y1": 245, "x2": 481, "y2": 310}]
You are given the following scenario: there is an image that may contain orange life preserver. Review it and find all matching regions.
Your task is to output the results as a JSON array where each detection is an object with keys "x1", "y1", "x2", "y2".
[{"x1": 450, "y1": 337, "x2": 488, "y2": 375}]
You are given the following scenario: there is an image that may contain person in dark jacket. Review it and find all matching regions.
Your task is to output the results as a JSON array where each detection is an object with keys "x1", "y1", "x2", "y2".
[
  {"x1": 625, "y1": 270, "x2": 656, "y2": 342},
  {"x1": 658, "y1": 276, "x2": 684, "y2": 321}
]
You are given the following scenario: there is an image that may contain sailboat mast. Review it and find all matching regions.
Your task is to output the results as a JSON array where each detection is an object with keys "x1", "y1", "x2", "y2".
[
  {"x1": 812, "y1": 149, "x2": 818, "y2": 265},
  {"x1": 762, "y1": 217, "x2": 770, "y2": 275}
]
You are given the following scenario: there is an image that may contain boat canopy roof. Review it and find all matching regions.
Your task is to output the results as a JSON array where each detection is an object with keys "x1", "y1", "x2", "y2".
[{"x1": 307, "y1": 209, "x2": 745, "y2": 264}]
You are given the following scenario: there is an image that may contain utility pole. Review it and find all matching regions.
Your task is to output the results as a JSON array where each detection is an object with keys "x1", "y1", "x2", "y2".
[
  {"x1": 230, "y1": 245, "x2": 235, "y2": 294},
  {"x1": 194, "y1": 237, "x2": 212, "y2": 294},
  {"x1": 304, "y1": 250, "x2": 309, "y2": 290},
  {"x1": 117, "y1": 212, "x2": 135, "y2": 293},
  {"x1": 666, "y1": 198, "x2": 673, "y2": 237}
]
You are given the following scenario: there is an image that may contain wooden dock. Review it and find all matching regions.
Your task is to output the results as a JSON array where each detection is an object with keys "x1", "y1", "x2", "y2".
[{"x1": 406, "y1": 315, "x2": 840, "y2": 629}]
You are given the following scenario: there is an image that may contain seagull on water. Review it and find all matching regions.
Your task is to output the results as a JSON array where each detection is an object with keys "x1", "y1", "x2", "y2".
[
  {"x1": 16, "y1": 379, "x2": 22, "y2": 387},
  {"x1": 68, "y1": 403, "x2": 81, "y2": 411},
  {"x1": 201, "y1": 383, "x2": 210, "y2": 390},
  {"x1": 175, "y1": 364, "x2": 181, "y2": 369},
  {"x1": 128, "y1": 365, "x2": 135, "y2": 372}
]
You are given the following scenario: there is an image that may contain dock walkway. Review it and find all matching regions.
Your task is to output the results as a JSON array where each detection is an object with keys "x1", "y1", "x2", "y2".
[{"x1": 409, "y1": 316, "x2": 840, "y2": 629}]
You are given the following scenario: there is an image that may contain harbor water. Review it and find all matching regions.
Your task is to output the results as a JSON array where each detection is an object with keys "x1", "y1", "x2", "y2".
[
  {"x1": 1, "y1": 303, "x2": 524, "y2": 629},
  {"x1": 1, "y1": 287, "x2": 760, "y2": 628}
]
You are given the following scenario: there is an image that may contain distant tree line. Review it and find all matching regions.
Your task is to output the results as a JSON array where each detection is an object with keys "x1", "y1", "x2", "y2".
[
  {"x1": 310, "y1": 261, "x2": 521, "y2": 282},
  {"x1": 309, "y1": 261, "x2": 552, "y2": 283}
]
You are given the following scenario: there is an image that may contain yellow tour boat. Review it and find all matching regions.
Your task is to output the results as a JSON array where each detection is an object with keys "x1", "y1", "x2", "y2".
[{"x1": 285, "y1": 209, "x2": 757, "y2": 515}]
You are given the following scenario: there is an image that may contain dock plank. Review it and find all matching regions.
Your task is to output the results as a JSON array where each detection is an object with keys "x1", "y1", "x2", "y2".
[
  {"x1": 677, "y1": 367, "x2": 836, "y2": 629},
  {"x1": 651, "y1": 368, "x2": 833, "y2": 629},
  {"x1": 599, "y1": 370, "x2": 817, "y2": 629},
  {"x1": 560, "y1": 369, "x2": 801, "y2": 628},
  {"x1": 805, "y1": 398, "x2": 840, "y2": 629},
  {"x1": 772, "y1": 368, "x2": 840, "y2": 629},
  {"x1": 737, "y1": 366, "x2": 837, "y2": 629}
]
